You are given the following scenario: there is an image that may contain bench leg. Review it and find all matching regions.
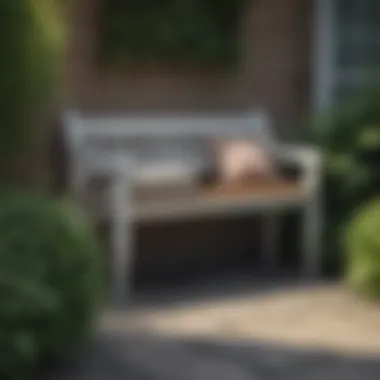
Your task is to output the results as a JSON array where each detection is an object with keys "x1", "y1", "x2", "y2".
[
  {"x1": 110, "y1": 172, "x2": 134, "y2": 308},
  {"x1": 262, "y1": 213, "x2": 280, "y2": 270},
  {"x1": 111, "y1": 215, "x2": 133, "y2": 308},
  {"x1": 302, "y1": 197, "x2": 321, "y2": 277}
]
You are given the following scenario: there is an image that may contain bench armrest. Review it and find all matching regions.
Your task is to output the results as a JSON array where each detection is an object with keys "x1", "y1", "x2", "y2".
[{"x1": 276, "y1": 144, "x2": 323, "y2": 192}]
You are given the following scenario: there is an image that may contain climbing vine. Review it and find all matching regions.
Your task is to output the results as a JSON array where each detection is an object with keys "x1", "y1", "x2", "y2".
[{"x1": 100, "y1": 0, "x2": 249, "y2": 68}]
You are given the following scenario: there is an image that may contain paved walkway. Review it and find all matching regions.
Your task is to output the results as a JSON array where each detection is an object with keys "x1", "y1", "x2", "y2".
[
  {"x1": 46, "y1": 333, "x2": 380, "y2": 380},
  {"x1": 46, "y1": 281, "x2": 380, "y2": 380}
]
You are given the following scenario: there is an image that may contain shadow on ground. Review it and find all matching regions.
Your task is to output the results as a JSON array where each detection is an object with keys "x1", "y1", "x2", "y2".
[{"x1": 44, "y1": 330, "x2": 380, "y2": 380}]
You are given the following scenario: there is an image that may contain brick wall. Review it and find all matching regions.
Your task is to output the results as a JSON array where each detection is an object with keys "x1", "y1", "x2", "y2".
[
  {"x1": 66, "y1": 0, "x2": 313, "y2": 134},
  {"x1": 247, "y1": 0, "x2": 314, "y2": 136}
]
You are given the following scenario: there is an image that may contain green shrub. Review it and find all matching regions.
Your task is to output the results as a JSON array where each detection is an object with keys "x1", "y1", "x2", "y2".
[
  {"x1": 0, "y1": 190, "x2": 105, "y2": 379},
  {"x1": 309, "y1": 83, "x2": 380, "y2": 273},
  {"x1": 0, "y1": 0, "x2": 65, "y2": 184},
  {"x1": 101, "y1": 0, "x2": 248, "y2": 67},
  {"x1": 345, "y1": 198, "x2": 380, "y2": 299}
]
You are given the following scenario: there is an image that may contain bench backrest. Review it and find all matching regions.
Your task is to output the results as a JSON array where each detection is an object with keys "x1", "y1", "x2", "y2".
[{"x1": 63, "y1": 110, "x2": 276, "y2": 194}]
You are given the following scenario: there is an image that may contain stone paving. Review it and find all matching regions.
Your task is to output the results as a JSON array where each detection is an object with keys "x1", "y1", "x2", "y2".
[
  {"x1": 45, "y1": 332, "x2": 380, "y2": 380},
  {"x1": 46, "y1": 282, "x2": 380, "y2": 380}
]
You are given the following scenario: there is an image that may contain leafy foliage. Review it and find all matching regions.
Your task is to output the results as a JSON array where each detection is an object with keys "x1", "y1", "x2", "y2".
[
  {"x1": 309, "y1": 83, "x2": 380, "y2": 273},
  {"x1": 345, "y1": 198, "x2": 380, "y2": 299},
  {"x1": 0, "y1": 191, "x2": 105, "y2": 379},
  {"x1": 0, "y1": 0, "x2": 65, "y2": 183},
  {"x1": 100, "y1": 0, "x2": 249, "y2": 67}
]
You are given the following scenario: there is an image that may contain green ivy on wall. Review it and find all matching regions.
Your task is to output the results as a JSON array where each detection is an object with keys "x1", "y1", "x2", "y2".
[{"x1": 100, "y1": 0, "x2": 249, "y2": 68}]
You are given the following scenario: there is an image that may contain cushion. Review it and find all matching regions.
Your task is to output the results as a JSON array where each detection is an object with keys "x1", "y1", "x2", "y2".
[{"x1": 215, "y1": 139, "x2": 278, "y2": 185}]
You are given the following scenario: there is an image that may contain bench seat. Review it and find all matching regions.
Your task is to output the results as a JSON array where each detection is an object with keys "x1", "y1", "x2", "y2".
[{"x1": 86, "y1": 179, "x2": 306, "y2": 222}]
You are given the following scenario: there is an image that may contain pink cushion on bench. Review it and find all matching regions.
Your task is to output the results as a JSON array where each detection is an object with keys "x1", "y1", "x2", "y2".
[{"x1": 216, "y1": 139, "x2": 278, "y2": 184}]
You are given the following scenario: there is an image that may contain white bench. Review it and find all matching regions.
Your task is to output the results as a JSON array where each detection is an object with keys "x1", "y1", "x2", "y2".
[{"x1": 63, "y1": 110, "x2": 323, "y2": 306}]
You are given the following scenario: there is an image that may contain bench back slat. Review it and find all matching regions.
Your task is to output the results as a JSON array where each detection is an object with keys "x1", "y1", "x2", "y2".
[{"x1": 63, "y1": 109, "x2": 276, "y2": 194}]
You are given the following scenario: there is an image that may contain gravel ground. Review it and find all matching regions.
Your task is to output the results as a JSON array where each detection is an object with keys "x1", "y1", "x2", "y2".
[{"x1": 45, "y1": 281, "x2": 380, "y2": 380}]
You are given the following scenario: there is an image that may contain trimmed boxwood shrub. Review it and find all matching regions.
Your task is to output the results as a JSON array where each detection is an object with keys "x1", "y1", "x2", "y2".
[
  {"x1": 345, "y1": 198, "x2": 380, "y2": 299},
  {"x1": 0, "y1": 190, "x2": 105, "y2": 379}
]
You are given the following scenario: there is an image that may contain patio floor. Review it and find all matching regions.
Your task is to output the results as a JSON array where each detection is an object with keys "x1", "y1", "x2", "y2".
[{"x1": 45, "y1": 280, "x2": 380, "y2": 380}]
